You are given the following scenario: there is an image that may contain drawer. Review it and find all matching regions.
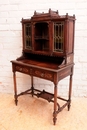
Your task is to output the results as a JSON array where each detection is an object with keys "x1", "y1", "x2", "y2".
[
  {"x1": 33, "y1": 69, "x2": 54, "y2": 81},
  {"x1": 15, "y1": 65, "x2": 29, "y2": 74},
  {"x1": 13, "y1": 64, "x2": 54, "y2": 81},
  {"x1": 58, "y1": 67, "x2": 72, "y2": 80}
]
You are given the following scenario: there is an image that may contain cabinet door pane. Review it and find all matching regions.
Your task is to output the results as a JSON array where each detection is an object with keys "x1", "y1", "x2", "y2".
[
  {"x1": 24, "y1": 24, "x2": 32, "y2": 50},
  {"x1": 54, "y1": 22, "x2": 64, "y2": 52}
]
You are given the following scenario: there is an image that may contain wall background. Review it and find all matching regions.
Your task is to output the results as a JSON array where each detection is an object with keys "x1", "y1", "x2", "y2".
[{"x1": 0, "y1": 0, "x2": 87, "y2": 97}]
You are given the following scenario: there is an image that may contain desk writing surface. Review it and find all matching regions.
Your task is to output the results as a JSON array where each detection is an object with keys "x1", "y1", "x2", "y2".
[{"x1": 16, "y1": 59, "x2": 60, "y2": 70}]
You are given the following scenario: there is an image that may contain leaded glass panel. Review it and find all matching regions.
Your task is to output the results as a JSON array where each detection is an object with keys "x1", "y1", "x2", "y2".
[
  {"x1": 24, "y1": 24, "x2": 32, "y2": 50},
  {"x1": 54, "y1": 22, "x2": 64, "y2": 52}
]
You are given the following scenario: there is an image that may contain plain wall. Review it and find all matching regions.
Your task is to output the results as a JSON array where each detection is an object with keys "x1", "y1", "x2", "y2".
[{"x1": 0, "y1": 0, "x2": 87, "y2": 97}]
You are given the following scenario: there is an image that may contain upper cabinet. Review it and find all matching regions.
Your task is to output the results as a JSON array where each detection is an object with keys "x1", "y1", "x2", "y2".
[{"x1": 21, "y1": 9, "x2": 75, "y2": 56}]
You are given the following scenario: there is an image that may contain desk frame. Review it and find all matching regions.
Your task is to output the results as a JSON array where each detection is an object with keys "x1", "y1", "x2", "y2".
[{"x1": 12, "y1": 60, "x2": 73, "y2": 125}]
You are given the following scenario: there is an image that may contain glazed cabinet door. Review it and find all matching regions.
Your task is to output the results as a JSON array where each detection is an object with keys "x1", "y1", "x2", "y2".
[
  {"x1": 23, "y1": 23, "x2": 32, "y2": 51},
  {"x1": 53, "y1": 22, "x2": 64, "y2": 53}
]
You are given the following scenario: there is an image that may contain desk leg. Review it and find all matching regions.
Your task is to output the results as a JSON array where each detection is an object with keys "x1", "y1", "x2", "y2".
[
  {"x1": 53, "y1": 84, "x2": 57, "y2": 125},
  {"x1": 13, "y1": 72, "x2": 18, "y2": 105},
  {"x1": 31, "y1": 76, "x2": 34, "y2": 97},
  {"x1": 68, "y1": 74, "x2": 73, "y2": 111}
]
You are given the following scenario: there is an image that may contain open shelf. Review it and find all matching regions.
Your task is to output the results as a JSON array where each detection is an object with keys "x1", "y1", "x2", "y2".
[{"x1": 37, "y1": 90, "x2": 54, "y2": 102}]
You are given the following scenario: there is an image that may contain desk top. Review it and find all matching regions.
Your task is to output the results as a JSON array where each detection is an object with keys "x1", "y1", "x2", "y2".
[
  {"x1": 18, "y1": 59, "x2": 59, "y2": 69},
  {"x1": 11, "y1": 57, "x2": 73, "y2": 72}
]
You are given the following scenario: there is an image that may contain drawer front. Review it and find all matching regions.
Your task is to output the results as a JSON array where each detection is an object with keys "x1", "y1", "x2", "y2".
[
  {"x1": 13, "y1": 64, "x2": 54, "y2": 81},
  {"x1": 33, "y1": 69, "x2": 54, "y2": 81},
  {"x1": 58, "y1": 67, "x2": 72, "y2": 80},
  {"x1": 15, "y1": 65, "x2": 30, "y2": 74}
]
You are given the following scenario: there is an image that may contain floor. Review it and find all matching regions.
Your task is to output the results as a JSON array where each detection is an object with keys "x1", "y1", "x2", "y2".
[{"x1": 0, "y1": 93, "x2": 87, "y2": 130}]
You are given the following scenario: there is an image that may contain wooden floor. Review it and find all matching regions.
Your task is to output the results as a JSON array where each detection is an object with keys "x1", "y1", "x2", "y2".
[{"x1": 0, "y1": 93, "x2": 87, "y2": 130}]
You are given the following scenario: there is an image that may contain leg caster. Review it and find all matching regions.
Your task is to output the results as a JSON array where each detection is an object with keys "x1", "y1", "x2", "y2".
[
  {"x1": 15, "y1": 99, "x2": 18, "y2": 106},
  {"x1": 53, "y1": 111, "x2": 57, "y2": 125},
  {"x1": 14, "y1": 95, "x2": 18, "y2": 106},
  {"x1": 67, "y1": 100, "x2": 71, "y2": 111}
]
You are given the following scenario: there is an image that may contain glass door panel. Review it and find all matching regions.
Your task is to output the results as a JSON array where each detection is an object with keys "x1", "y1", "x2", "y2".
[
  {"x1": 24, "y1": 24, "x2": 32, "y2": 50},
  {"x1": 54, "y1": 22, "x2": 64, "y2": 52}
]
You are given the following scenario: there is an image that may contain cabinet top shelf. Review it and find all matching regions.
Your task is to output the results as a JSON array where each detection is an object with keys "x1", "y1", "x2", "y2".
[{"x1": 21, "y1": 9, "x2": 75, "y2": 23}]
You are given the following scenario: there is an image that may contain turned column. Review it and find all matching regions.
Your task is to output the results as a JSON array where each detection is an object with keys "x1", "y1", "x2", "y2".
[
  {"x1": 53, "y1": 83, "x2": 58, "y2": 125},
  {"x1": 68, "y1": 74, "x2": 73, "y2": 111},
  {"x1": 13, "y1": 72, "x2": 18, "y2": 105},
  {"x1": 31, "y1": 76, "x2": 34, "y2": 97}
]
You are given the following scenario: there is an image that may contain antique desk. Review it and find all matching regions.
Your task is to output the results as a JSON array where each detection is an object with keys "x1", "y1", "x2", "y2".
[{"x1": 11, "y1": 9, "x2": 75, "y2": 125}]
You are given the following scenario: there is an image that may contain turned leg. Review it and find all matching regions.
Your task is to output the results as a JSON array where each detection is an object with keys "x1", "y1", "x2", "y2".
[
  {"x1": 68, "y1": 74, "x2": 73, "y2": 111},
  {"x1": 53, "y1": 84, "x2": 57, "y2": 125},
  {"x1": 13, "y1": 72, "x2": 18, "y2": 105},
  {"x1": 31, "y1": 76, "x2": 34, "y2": 97}
]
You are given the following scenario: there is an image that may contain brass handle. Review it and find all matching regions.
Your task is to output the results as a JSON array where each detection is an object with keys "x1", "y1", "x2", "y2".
[
  {"x1": 41, "y1": 73, "x2": 44, "y2": 77},
  {"x1": 20, "y1": 68, "x2": 22, "y2": 71},
  {"x1": 30, "y1": 68, "x2": 32, "y2": 74}
]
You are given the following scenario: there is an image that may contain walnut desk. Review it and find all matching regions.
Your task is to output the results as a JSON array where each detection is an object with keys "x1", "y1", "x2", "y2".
[
  {"x1": 11, "y1": 9, "x2": 75, "y2": 125},
  {"x1": 11, "y1": 56, "x2": 74, "y2": 125}
]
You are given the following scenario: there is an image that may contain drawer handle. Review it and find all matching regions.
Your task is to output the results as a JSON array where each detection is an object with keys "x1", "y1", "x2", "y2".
[
  {"x1": 41, "y1": 73, "x2": 44, "y2": 77},
  {"x1": 30, "y1": 69, "x2": 32, "y2": 74},
  {"x1": 20, "y1": 68, "x2": 22, "y2": 71}
]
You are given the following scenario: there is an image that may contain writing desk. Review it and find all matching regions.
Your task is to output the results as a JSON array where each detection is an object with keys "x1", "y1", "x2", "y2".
[
  {"x1": 11, "y1": 9, "x2": 75, "y2": 125},
  {"x1": 11, "y1": 57, "x2": 73, "y2": 125}
]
